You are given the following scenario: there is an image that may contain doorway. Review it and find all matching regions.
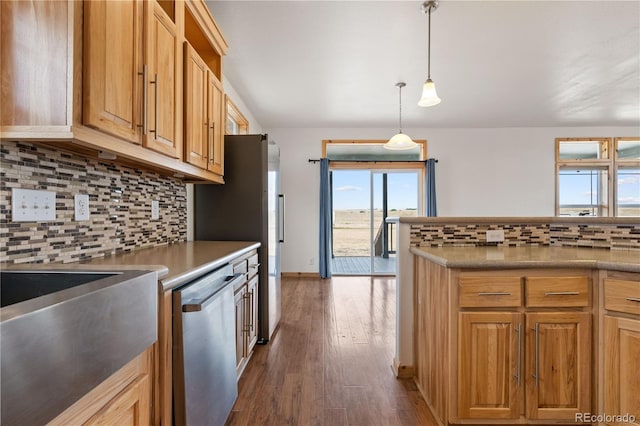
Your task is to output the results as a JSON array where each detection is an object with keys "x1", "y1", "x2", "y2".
[{"x1": 330, "y1": 169, "x2": 422, "y2": 275}]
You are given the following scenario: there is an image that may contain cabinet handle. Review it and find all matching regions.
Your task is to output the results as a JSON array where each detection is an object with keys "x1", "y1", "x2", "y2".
[
  {"x1": 515, "y1": 323, "x2": 522, "y2": 387},
  {"x1": 248, "y1": 290, "x2": 254, "y2": 330},
  {"x1": 137, "y1": 65, "x2": 148, "y2": 134},
  {"x1": 545, "y1": 291, "x2": 579, "y2": 296},
  {"x1": 533, "y1": 323, "x2": 539, "y2": 387},
  {"x1": 248, "y1": 263, "x2": 260, "y2": 268},
  {"x1": 626, "y1": 297, "x2": 640, "y2": 303},
  {"x1": 209, "y1": 123, "x2": 215, "y2": 163},
  {"x1": 477, "y1": 292, "x2": 511, "y2": 296},
  {"x1": 149, "y1": 73, "x2": 158, "y2": 135}
]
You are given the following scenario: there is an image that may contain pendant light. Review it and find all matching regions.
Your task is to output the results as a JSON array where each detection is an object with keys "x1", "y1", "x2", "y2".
[
  {"x1": 418, "y1": 0, "x2": 441, "y2": 107},
  {"x1": 384, "y1": 82, "x2": 417, "y2": 150}
]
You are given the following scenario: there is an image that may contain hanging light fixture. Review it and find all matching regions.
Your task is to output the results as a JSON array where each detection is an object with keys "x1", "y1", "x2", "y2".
[
  {"x1": 418, "y1": 0, "x2": 441, "y2": 107},
  {"x1": 384, "y1": 82, "x2": 418, "y2": 150}
]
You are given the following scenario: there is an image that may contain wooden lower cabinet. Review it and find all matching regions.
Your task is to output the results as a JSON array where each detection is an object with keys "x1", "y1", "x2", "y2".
[
  {"x1": 525, "y1": 312, "x2": 591, "y2": 420},
  {"x1": 458, "y1": 312, "x2": 522, "y2": 419},
  {"x1": 49, "y1": 347, "x2": 153, "y2": 426},
  {"x1": 234, "y1": 275, "x2": 259, "y2": 376},
  {"x1": 414, "y1": 260, "x2": 596, "y2": 425},
  {"x1": 603, "y1": 315, "x2": 640, "y2": 426},
  {"x1": 235, "y1": 284, "x2": 248, "y2": 375}
]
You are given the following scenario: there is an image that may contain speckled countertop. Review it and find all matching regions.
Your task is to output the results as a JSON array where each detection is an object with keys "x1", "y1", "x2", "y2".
[
  {"x1": 3, "y1": 241, "x2": 260, "y2": 291},
  {"x1": 410, "y1": 246, "x2": 640, "y2": 273}
]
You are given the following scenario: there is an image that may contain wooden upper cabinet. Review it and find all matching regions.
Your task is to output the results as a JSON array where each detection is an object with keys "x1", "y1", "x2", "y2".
[
  {"x1": 83, "y1": 0, "x2": 143, "y2": 144},
  {"x1": 184, "y1": 42, "x2": 224, "y2": 176},
  {"x1": 1, "y1": 0, "x2": 74, "y2": 136},
  {"x1": 208, "y1": 74, "x2": 224, "y2": 175},
  {"x1": 525, "y1": 312, "x2": 590, "y2": 420},
  {"x1": 184, "y1": 43, "x2": 208, "y2": 170},
  {"x1": 144, "y1": 1, "x2": 182, "y2": 158},
  {"x1": 458, "y1": 312, "x2": 522, "y2": 420}
]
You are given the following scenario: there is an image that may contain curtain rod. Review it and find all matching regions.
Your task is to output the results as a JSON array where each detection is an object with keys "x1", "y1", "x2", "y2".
[{"x1": 308, "y1": 158, "x2": 438, "y2": 164}]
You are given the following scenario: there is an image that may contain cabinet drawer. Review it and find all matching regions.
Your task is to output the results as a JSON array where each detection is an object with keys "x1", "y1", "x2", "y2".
[
  {"x1": 247, "y1": 253, "x2": 259, "y2": 278},
  {"x1": 525, "y1": 276, "x2": 589, "y2": 308},
  {"x1": 233, "y1": 259, "x2": 248, "y2": 275},
  {"x1": 605, "y1": 279, "x2": 640, "y2": 316},
  {"x1": 459, "y1": 277, "x2": 522, "y2": 307}
]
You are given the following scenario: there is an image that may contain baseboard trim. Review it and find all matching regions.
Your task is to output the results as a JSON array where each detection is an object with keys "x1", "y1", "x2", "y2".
[
  {"x1": 281, "y1": 272, "x2": 321, "y2": 279},
  {"x1": 392, "y1": 358, "x2": 414, "y2": 379}
]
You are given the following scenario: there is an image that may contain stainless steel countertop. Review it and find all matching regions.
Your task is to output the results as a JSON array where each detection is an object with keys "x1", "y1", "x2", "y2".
[
  {"x1": 3, "y1": 241, "x2": 261, "y2": 291},
  {"x1": 410, "y1": 246, "x2": 640, "y2": 273}
]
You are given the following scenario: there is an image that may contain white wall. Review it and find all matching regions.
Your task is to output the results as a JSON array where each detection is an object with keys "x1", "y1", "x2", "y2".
[{"x1": 267, "y1": 126, "x2": 637, "y2": 272}]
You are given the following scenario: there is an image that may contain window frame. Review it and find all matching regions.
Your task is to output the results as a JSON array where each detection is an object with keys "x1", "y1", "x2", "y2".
[
  {"x1": 613, "y1": 137, "x2": 640, "y2": 217},
  {"x1": 225, "y1": 95, "x2": 249, "y2": 135},
  {"x1": 555, "y1": 138, "x2": 613, "y2": 217},
  {"x1": 555, "y1": 137, "x2": 640, "y2": 217}
]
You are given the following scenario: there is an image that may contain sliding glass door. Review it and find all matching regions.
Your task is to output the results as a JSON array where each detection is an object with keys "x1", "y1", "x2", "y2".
[{"x1": 331, "y1": 169, "x2": 421, "y2": 275}]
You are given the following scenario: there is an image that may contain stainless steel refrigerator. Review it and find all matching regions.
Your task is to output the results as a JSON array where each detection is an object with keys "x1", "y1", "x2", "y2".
[{"x1": 194, "y1": 134, "x2": 282, "y2": 342}]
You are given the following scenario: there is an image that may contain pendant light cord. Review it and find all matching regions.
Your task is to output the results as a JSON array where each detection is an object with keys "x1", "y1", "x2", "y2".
[
  {"x1": 398, "y1": 84, "x2": 403, "y2": 133},
  {"x1": 427, "y1": 7, "x2": 432, "y2": 79}
]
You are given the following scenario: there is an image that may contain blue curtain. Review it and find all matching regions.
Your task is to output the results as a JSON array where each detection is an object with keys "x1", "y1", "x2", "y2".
[
  {"x1": 319, "y1": 158, "x2": 332, "y2": 278},
  {"x1": 426, "y1": 158, "x2": 437, "y2": 217}
]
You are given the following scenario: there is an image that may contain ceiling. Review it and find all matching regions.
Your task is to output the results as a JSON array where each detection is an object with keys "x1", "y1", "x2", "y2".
[{"x1": 206, "y1": 1, "x2": 640, "y2": 129}]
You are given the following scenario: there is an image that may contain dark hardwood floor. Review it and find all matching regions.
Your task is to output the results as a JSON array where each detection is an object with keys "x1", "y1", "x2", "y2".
[{"x1": 226, "y1": 276, "x2": 437, "y2": 426}]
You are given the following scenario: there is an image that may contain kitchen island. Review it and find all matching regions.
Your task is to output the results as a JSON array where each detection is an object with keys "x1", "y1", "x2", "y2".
[{"x1": 410, "y1": 245, "x2": 639, "y2": 425}]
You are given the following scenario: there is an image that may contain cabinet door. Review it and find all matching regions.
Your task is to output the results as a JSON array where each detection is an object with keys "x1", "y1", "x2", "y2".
[
  {"x1": 83, "y1": 0, "x2": 143, "y2": 144},
  {"x1": 247, "y1": 276, "x2": 259, "y2": 352},
  {"x1": 234, "y1": 286, "x2": 247, "y2": 374},
  {"x1": 207, "y1": 73, "x2": 224, "y2": 175},
  {"x1": 144, "y1": 1, "x2": 181, "y2": 158},
  {"x1": 458, "y1": 312, "x2": 523, "y2": 419},
  {"x1": 525, "y1": 312, "x2": 590, "y2": 420},
  {"x1": 183, "y1": 43, "x2": 208, "y2": 169},
  {"x1": 604, "y1": 316, "x2": 640, "y2": 426},
  {"x1": 84, "y1": 374, "x2": 151, "y2": 426}
]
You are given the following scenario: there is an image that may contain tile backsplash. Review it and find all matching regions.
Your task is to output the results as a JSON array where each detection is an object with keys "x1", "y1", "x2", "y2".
[
  {"x1": 410, "y1": 221, "x2": 640, "y2": 251},
  {"x1": 1, "y1": 141, "x2": 187, "y2": 264}
]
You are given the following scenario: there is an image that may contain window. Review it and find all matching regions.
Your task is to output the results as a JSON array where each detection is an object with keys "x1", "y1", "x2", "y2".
[
  {"x1": 556, "y1": 138, "x2": 640, "y2": 217},
  {"x1": 615, "y1": 138, "x2": 640, "y2": 216},
  {"x1": 225, "y1": 96, "x2": 249, "y2": 135}
]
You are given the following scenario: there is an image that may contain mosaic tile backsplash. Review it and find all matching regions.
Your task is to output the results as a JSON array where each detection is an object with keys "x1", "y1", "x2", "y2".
[
  {"x1": 410, "y1": 222, "x2": 640, "y2": 251},
  {"x1": 1, "y1": 141, "x2": 187, "y2": 264}
]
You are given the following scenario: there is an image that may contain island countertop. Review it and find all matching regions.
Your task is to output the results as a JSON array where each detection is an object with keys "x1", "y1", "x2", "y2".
[{"x1": 410, "y1": 245, "x2": 640, "y2": 273}]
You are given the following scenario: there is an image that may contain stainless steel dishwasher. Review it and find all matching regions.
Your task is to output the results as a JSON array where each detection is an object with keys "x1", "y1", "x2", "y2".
[{"x1": 172, "y1": 264, "x2": 244, "y2": 426}]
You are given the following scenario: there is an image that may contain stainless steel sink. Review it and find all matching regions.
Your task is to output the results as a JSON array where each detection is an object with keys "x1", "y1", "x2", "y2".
[{"x1": 0, "y1": 269, "x2": 158, "y2": 426}]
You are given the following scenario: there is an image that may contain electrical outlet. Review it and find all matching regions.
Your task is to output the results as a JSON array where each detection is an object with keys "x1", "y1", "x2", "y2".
[
  {"x1": 486, "y1": 230, "x2": 505, "y2": 242},
  {"x1": 11, "y1": 188, "x2": 56, "y2": 222},
  {"x1": 309, "y1": 258, "x2": 315, "y2": 266},
  {"x1": 74, "y1": 194, "x2": 90, "y2": 221},
  {"x1": 151, "y1": 200, "x2": 160, "y2": 220}
]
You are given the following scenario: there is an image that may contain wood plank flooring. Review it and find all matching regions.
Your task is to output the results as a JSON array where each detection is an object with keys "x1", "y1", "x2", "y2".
[{"x1": 226, "y1": 276, "x2": 437, "y2": 426}]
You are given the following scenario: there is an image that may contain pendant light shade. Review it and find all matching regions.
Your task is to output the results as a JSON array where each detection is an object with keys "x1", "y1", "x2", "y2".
[
  {"x1": 418, "y1": 0, "x2": 441, "y2": 107},
  {"x1": 418, "y1": 78, "x2": 441, "y2": 107},
  {"x1": 384, "y1": 82, "x2": 417, "y2": 151},
  {"x1": 385, "y1": 132, "x2": 417, "y2": 150}
]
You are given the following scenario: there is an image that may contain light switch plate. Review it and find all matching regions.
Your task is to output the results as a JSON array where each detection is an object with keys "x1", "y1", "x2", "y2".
[
  {"x1": 151, "y1": 200, "x2": 160, "y2": 220},
  {"x1": 486, "y1": 230, "x2": 505, "y2": 242},
  {"x1": 75, "y1": 194, "x2": 90, "y2": 221},
  {"x1": 11, "y1": 188, "x2": 56, "y2": 222}
]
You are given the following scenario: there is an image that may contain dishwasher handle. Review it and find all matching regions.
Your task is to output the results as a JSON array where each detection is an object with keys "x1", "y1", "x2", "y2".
[{"x1": 182, "y1": 273, "x2": 245, "y2": 312}]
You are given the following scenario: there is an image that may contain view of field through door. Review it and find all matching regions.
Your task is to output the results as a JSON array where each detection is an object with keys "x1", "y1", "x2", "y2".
[{"x1": 331, "y1": 169, "x2": 421, "y2": 275}]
